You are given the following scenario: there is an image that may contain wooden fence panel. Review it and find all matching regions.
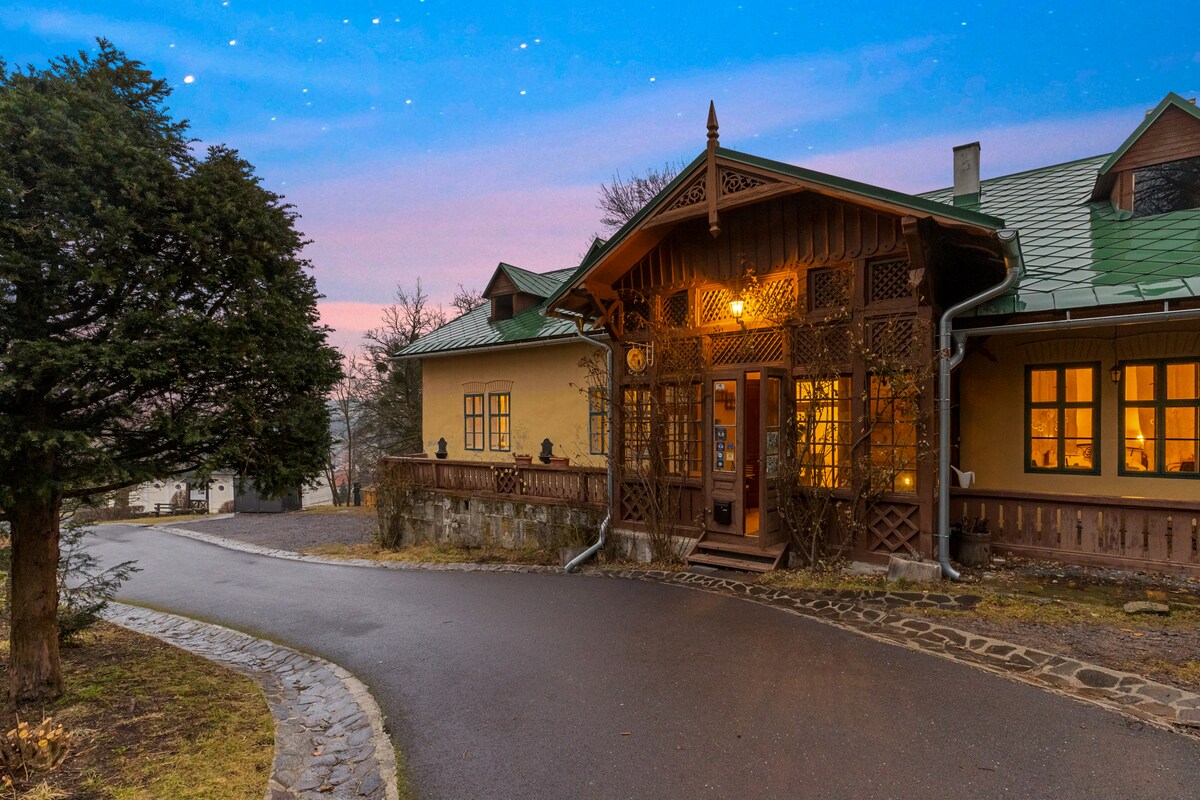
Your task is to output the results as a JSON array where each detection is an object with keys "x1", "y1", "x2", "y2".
[
  {"x1": 952, "y1": 488, "x2": 1200, "y2": 575},
  {"x1": 383, "y1": 457, "x2": 607, "y2": 508}
]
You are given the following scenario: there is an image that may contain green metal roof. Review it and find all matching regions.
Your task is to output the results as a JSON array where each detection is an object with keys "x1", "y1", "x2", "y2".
[
  {"x1": 921, "y1": 155, "x2": 1200, "y2": 316},
  {"x1": 396, "y1": 267, "x2": 586, "y2": 357},
  {"x1": 1097, "y1": 92, "x2": 1200, "y2": 176},
  {"x1": 494, "y1": 262, "x2": 564, "y2": 298}
]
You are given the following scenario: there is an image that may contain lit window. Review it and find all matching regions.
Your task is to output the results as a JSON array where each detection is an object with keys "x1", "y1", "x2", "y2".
[
  {"x1": 588, "y1": 388, "x2": 608, "y2": 455},
  {"x1": 663, "y1": 384, "x2": 702, "y2": 478},
  {"x1": 622, "y1": 388, "x2": 651, "y2": 472},
  {"x1": 795, "y1": 377, "x2": 851, "y2": 488},
  {"x1": 869, "y1": 374, "x2": 918, "y2": 492},
  {"x1": 487, "y1": 392, "x2": 510, "y2": 451},
  {"x1": 463, "y1": 393, "x2": 484, "y2": 451},
  {"x1": 1026, "y1": 364, "x2": 1098, "y2": 473},
  {"x1": 1121, "y1": 360, "x2": 1199, "y2": 476}
]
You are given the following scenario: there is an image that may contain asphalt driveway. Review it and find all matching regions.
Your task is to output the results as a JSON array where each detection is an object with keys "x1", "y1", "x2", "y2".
[{"x1": 90, "y1": 525, "x2": 1199, "y2": 800}]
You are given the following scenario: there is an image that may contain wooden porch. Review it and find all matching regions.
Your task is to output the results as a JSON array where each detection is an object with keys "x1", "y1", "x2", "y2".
[{"x1": 951, "y1": 488, "x2": 1200, "y2": 576}]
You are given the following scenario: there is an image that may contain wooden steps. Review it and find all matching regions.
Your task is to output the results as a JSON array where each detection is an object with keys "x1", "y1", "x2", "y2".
[{"x1": 686, "y1": 533, "x2": 787, "y2": 573}]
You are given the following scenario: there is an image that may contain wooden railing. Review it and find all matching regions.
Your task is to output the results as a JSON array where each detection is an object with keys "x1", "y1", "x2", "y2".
[
  {"x1": 951, "y1": 488, "x2": 1200, "y2": 575},
  {"x1": 383, "y1": 456, "x2": 607, "y2": 507}
]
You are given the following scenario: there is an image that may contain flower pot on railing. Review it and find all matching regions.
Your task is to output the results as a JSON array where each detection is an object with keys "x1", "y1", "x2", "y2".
[
  {"x1": 514, "y1": 454, "x2": 533, "y2": 467},
  {"x1": 549, "y1": 456, "x2": 570, "y2": 467}
]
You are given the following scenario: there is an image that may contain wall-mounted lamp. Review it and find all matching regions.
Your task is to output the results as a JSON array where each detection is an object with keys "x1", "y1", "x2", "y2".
[
  {"x1": 728, "y1": 296, "x2": 745, "y2": 322},
  {"x1": 1109, "y1": 364, "x2": 1123, "y2": 385}
]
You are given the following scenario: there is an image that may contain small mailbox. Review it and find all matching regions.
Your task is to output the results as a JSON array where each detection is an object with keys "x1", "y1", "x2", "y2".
[{"x1": 713, "y1": 500, "x2": 732, "y2": 526}]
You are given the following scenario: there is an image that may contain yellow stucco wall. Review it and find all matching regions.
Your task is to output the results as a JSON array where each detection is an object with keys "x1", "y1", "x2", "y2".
[
  {"x1": 958, "y1": 321, "x2": 1200, "y2": 500},
  {"x1": 420, "y1": 341, "x2": 607, "y2": 467}
]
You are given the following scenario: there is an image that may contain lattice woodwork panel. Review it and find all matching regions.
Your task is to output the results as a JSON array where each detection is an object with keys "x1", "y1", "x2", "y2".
[
  {"x1": 658, "y1": 336, "x2": 705, "y2": 375},
  {"x1": 719, "y1": 168, "x2": 766, "y2": 195},
  {"x1": 621, "y1": 481, "x2": 652, "y2": 523},
  {"x1": 810, "y1": 268, "x2": 851, "y2": 309},
  {"x1": 869, "y1": 257, "x2": 913, "y2": 302},
  {"x1": 700, "y1": 288, "x2": 733, "y2": 324},
  {"x1": 661, "y1": 291, "x2": 690, "y2": 327},
  {"x1": 710, "y1": 329, "x2": 785, "y2": 366},
  {"x1": 494, "y1": 468, "x2": 520, "y2": 495},
  {"x1": 866, "y1": 502, "x2": 921, "y2": 554},
  {"x1": 666, "y1": 175, "x2": 706, "y2": 210},
  {"x1": 748, "y1": 277, "x2": 798, "y2": 321},
  {"x1": 792, "y1": 323, "x2": 852, "y2": 367},
  {"x1": 869, "y1": 317, "x2": 918, "y2": 363}
]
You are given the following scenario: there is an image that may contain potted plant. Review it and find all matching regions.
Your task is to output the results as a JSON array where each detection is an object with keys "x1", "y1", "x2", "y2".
[
  {"x1": 951, "y1": 515, "x2": 991, "y2": 568},
  {"x1": 514, "y1": 453, "x2": 533, "y2": 467},
  {"x1": 549, "y1": 456, "x2": 570, "y2": 467}
]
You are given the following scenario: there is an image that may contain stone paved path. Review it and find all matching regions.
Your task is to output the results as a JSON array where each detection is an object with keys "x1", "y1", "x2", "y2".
[
  {"x1": 103, "y1": 603, "x2": 398, "y2": 800},
  {"x1": 158, "y1": 524, "x2": 1200, "y2": 738}
]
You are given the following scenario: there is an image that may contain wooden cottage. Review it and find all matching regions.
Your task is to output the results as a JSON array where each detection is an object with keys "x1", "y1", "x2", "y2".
[{"x1": 394, "y1": 94, "x2": 1200, "y2": 576}]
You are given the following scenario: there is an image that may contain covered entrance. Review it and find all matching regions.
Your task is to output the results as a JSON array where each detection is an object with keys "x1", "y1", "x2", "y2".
[{"x1": 691, "y1": 367, "x2": 788, "y2": 571}]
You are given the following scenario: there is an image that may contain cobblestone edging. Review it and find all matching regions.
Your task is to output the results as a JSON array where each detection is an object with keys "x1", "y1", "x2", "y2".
[
  {"x1": 157, "y1": 525, "x2": 1200, "y2": 736},
  {"x1": 103, "y1": 603, "x2": 399, "y2": 800}
]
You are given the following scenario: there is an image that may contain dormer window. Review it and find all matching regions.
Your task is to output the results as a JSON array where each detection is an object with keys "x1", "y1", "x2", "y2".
[
  {"x1": 1133, "y1": 155, "x2": 1200, "y2": 217},
  {"x1": 492, "y1": 294, "x2": 514, "y2": 321}
]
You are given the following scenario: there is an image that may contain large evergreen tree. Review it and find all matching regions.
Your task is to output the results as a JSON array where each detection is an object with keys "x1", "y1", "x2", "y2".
[{"x1": 0, "y1": 44, "x2": 341, "y2": 701}]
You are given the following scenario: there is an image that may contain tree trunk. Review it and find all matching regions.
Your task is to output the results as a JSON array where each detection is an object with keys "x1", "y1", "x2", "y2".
[{"x1": 7, "y1": 496, "x2": 64, "y2": 704}]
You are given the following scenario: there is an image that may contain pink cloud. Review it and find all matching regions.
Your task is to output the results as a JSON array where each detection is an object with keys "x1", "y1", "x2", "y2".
[{"x1": 318, "y1": 301, "x2": 389, "y2": 353}]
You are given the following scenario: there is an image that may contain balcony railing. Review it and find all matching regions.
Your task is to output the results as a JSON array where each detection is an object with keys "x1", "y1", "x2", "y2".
[{"x1": 383, "y1": 456, "x2": 607, "y2": 507}]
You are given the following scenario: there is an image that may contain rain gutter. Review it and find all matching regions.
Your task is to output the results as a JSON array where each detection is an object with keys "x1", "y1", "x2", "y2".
[
  {"x1": 936, "y1": 229, "x2": 1024, "y2": 581},
  {"x1": 564, "y1": 323, "x2": 614, "y2": 572}
]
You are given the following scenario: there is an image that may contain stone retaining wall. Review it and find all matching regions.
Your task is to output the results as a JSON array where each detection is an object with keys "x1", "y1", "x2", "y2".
[{"x1": 378, "y1": 488, "x2": 604, "y2": 551}]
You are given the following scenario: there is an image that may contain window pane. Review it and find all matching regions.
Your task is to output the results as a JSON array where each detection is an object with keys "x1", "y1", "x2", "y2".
[
  {"x1": 1031, "y1": 437, "x2": 1059, "y2": 468},
  {"x1": 1065, "y1": 367, "x2": 1093, "y2": 403},
  {"x1": 1030, "y1": 369, "x2": 1057, "y2": 403},
  {"x1": 1124, "y1": 364, "x2": 1155, "y2": 402},
  {"x1": 1167, "y1": 363, "x2": 1199, "y2": 400},
  {"x1": 1164, "y1": 407, "x2": 1198, "y2": 473},
  {"x1": 1124, "y1": 406, "x2": 1155, "y2": 471},
  {"x1": 713, "y1": 380, "x2": 736, "y2": 473},
  {"x1": 796, "y1": 377, "x2": 850, "y2": 488},
  {"x1": 1030, "y1": 408, "x2": 1058, "y2": 439},
  {"x1": 1064, "y1": 439, "x2": 1094, "y2": 469}
]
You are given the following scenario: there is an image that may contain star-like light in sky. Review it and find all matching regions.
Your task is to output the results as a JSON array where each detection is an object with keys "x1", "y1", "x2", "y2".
[{"x1": 3, "y1": 0, "x2": 1197, "y2": 351}]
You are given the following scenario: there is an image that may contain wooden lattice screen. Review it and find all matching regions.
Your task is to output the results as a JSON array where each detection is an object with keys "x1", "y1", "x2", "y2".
[
  {"x1": 866, "y1": 502, "x2": 921, "y2": 555},
  {"x1": 868, "y1": 257, "x2": 912, "y2": 302},
  {"x1": 792, "y1": 323, "x2": 852, "y2": 367},
  {"x1": 868, "y1": 317, "x2": 918, "y2": 363},
  {"x1": 747, "y1": 277, "x2": 797, "y2": 321},
  {"x1": 710, "y1": 329, "x2": 785, "y2": 366},
  {"x1": 809, "y1": 268, "x2": 851, "y2": 310},
  {"x1": 661, "y1": 291, "x2": 690, "y2": 327},
  {"x1": 700, "y1": 288, "x2": 733, "y2": 325}
]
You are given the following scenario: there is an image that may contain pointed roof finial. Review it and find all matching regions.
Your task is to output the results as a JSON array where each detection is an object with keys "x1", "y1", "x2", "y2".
[{"x1": 706, "y1": 101, "x2": 719, "y2": 151}]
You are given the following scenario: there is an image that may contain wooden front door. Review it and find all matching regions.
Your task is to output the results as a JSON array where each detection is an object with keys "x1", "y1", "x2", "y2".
[{"x1": 706, "y1": 369, "x2": 784, "y2": 540}]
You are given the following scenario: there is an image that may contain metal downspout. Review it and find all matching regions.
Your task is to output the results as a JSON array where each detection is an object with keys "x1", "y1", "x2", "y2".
[
  {"x1": 565, "y1": 324, "x2": 614, "y2": 572},
  {"x1": 937, "y1": 229, "x2": 1024, "y2": 581}
]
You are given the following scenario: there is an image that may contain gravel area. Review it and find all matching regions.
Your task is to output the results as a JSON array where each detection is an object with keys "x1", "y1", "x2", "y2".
[{"x1": 171, "y1": 509, "x2": 376, "y2": 551}]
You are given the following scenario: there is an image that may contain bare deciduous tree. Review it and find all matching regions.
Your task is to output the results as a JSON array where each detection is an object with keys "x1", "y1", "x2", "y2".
[
  {"x1": 597, "y1": 161, "x2": 685, "y2": 232},
  {"x1": 450, "y1": 283, "x2": 485, "y2": 317}
]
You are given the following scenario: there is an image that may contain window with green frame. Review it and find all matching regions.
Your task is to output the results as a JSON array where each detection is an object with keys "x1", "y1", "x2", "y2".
[
  {"x1": 488, "y1": 391, "x2": 511, "y2": 451},
  {"x1": 463, "y1": 394, "x2": 484, "y2": 451},
  {"x1": 588, "y1": 388, "x2": 608, "y2": 455},
  {"x1": 1120, "y1": 360, "x2": 1199, "y2": 476},
  {"x1": 1025, "y1": 364, "x2": 1099, "y2": 473}
]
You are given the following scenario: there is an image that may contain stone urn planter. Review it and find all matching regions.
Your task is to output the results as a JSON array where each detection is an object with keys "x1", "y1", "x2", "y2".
[{"x1": 514, "y1": 454, "x2": 533, "y2": 467}]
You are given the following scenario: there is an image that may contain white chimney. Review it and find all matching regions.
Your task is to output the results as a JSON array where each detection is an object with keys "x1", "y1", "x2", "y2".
[{"x1": 953, "y1": 142, "x2": 981, "y2": 205}]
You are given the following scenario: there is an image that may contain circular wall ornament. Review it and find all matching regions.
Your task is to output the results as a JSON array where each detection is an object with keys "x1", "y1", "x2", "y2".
[{"x1": 625, "y1": 346, "x2": 647, "y2": 373}]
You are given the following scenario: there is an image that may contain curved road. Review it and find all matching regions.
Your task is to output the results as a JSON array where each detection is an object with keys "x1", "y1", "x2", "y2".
[{"x1": 91, "y1": 525, "x2": 1198, "y2": 799}]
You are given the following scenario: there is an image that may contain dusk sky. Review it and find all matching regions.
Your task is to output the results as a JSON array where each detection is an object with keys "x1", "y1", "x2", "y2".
[{"x1": 3, "y1": 1, "x2": 1198, "y2": 350}]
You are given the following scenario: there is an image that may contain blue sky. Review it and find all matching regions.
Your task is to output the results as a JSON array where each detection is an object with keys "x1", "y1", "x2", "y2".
[{"x1": 3, "y1": 1, "x2": 1197, "y2": 347}]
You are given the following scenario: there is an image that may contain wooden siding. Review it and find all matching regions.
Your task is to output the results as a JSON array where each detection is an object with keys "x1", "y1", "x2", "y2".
[
  {"x1": 1110, "y1": 104, "x2": 1200, "y2": 173},
  {"x1": 952, "y1": 488, "x2": 1200, "y2": 576},
  {"x1": 617, "y1": 192, "x2": 905, "y2": 291}
]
